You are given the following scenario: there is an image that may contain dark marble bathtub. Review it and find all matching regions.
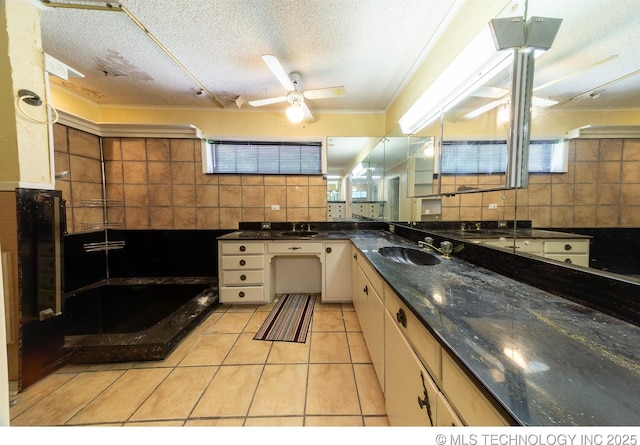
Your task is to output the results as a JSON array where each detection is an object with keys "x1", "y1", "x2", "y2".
[{"x1": 62, "y1": 277, "x2": 219, "y2": 364}]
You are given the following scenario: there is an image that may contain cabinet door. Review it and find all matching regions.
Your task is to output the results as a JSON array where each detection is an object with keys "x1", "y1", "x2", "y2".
[
  {"x1": 323, "y1": 241, "x2": 352, "y2": 303},
  {"x1": 384, "y1": 308, "x2": 438, "y2": 426},
  {"x1": 351, "y1": 246, "x2": 359, "y2": 310},
  {"x1": 357, "y1": 266, "x2": 384, "y2": 390},
  {"x1": 441, "y1": 352, "x2": 509, "y2": 426},
  {"x1": 436, "y1": 392, "x2": 464, "y2": 426}
]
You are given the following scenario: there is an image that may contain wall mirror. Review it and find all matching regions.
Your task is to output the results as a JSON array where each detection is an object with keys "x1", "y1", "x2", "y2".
[{"x1": 328, "y1": 0, "x2": 640, "y2": 285}]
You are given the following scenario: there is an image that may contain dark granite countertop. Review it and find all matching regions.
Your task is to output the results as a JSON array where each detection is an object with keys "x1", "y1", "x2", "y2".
[
  {"x1": 430, "y1": 228, "x2": 592, "y2": 240},
  {"x1": 217, "y1": 228, "x2": 639, "y2": 425},
  {"x1": 217, "y1": 230, "x2": 350, "y2": 240},
  {"x1": 347, "y1": 230, "x2": 640, "y2": 426}
]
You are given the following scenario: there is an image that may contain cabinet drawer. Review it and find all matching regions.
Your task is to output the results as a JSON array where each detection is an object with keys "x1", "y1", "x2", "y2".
[
  {"x1": 385, "y1": 284, "x2": 441, "y2": 382},
  {"x1": 385, "y1": 309, "x2": 438, "y2": 426},
  {"x1": 267, "y1": 242, "x2": 323, "y2": 254},
  {"x1": 483, "y1": 239, "x2": 542, "y2": 253},
  {"x1": 441, "y1": 352, "x2": 509, "y2": 426},
  {"x1": 356, "y1": 252, "x2": 384, "y2": 298},
  {"x1": 436, "y1": 392, "x2": 464, "y2": 426},
  {"x1": 222, "y1": 270, "x2": 264, "y2": 285},
  {"x1": 221, "y1": 256, "x2": 264, "y2": 270},
  {"x1": 545, "y1": 253, "x2": 589, "y2": 267},
  {"x1": 544, "y1": 240, "x2": 588, "y2": 254},
  {"x1": 220, "y1": 286, "x2": 265, "y2": 303},
  {"x1": 221, "y1": 242, "x2": 265, "y2": 255}
]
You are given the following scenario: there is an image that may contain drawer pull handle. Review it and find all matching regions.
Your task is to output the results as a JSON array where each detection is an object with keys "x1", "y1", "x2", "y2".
[
  {"x1": 417, "y1": 371, "x2": 434, "y2": 426},
  {"x1": 239, "y1": 259, "x2": 246, "y2": 266},
  {"x1": 288, "y1": 246, "x2": 301, "y2": 251},
  {"x1": 564, "y1": 244, "x2": 572, "y2": 251},
  {"x1": 239, "y1": 245, "x2": 246, "y2": 252},
  {"x1": 564, "y1": 258, "x2": 573, "y2": 264},
  {"x1": 396, "y1": 308, "x2": 407, "y2": 328},
  {"x1": 238, "y1": 291, "x2": 245, "y2": 298},
  {"x1": 240, "y1": 274, "x2": 247, "y2": 281},
  {"x1": 363, "y1": 285, "x2": 368, "y2": 295}
]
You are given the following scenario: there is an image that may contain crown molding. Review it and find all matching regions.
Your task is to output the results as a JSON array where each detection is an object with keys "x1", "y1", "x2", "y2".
[{"x1": 56, "y1": 110, "x2": 203, "y2": 139}]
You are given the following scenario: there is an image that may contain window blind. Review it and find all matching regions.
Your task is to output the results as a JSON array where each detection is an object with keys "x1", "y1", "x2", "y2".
[
  {"x1": 440, "y1": 140, "x2": 567, "y2": 174},
  {"x1": 204, "y1": 141, "x2": 322, "y2": 175}
]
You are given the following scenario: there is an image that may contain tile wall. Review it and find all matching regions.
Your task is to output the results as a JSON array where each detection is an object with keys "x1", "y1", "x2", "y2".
[
  {"x1": 441, "y1": 138, "x2": 640, "y2": 228},
  {"x1": 53, "y1": 124, "x2": 328, "y2": 232}
]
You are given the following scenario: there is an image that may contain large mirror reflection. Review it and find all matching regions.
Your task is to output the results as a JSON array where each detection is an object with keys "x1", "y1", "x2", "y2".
[{"x1": 327, "y1": 0, "x2": 640, "y2": 283}]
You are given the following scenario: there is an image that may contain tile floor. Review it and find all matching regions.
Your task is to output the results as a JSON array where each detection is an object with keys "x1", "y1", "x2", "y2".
[{"x1": 9, "y1": 298, "x2": 389, "y2": 427}]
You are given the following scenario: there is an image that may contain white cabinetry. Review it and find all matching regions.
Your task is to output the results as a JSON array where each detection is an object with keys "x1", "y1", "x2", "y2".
[
  {"x1": 218, "y1": 241, "x2": 267, "y2": 304},
  {"x1": 477, "y1": 238, "x2": 589, "y2": 267},
  {"x1": 327, "y1": 202, "x2": 346, "y2": 220},
  {"x1": 381, "y1": 273, "x2": 510, "y2": 426},
  {"x1": 384, "y1": 307, "x2": 438, "y2": 426},
  {"x1": 323, "y1": 241, "x2": 352, "y2": 303},
  {"x1": 543, "y1": 239, "x2": 589, "y2": 267},
  {"x1": 441, "y1": 352, "x2": 509, "y2": 426},
  {"x1": 352, "y1": 250, "x2": 385, "y2": 390}
]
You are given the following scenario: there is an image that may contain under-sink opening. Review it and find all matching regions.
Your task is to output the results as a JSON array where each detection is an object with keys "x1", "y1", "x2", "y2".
[{"x1": 272, "y1": 256, "x2": 322, "y2": 295}]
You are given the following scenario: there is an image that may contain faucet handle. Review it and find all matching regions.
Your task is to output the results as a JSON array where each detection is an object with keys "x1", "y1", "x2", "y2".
[{"x1": 440, "y1": 241, "x2": 453, "y2": 258}]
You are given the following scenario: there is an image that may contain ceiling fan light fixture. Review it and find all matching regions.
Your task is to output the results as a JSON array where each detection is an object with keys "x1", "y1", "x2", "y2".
[{"x1": 286, "y1": 103, "x2": 305, "y2": 123}]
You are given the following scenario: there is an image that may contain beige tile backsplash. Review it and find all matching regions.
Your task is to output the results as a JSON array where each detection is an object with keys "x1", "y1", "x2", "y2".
[
  {"x1": 54, "y1": 125, "x2": 638, "y2": 230},
  {"x1": 442, "y1": 138, "x2": 640, "y2": 227},
  {"x1": 54, "y1": 124, "x2": 327, "y2": 231}
]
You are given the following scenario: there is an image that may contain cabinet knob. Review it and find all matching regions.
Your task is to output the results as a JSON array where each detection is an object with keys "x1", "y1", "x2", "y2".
[
  {"x1": 363, "y1": 285, "x2": 368, "y2": 295},
  {"x1": 564, "y1": 244, "x2": 572, "y2": 251},
  {"x1": 564, "y1": 258, "x2": 573, "y2": 263},
  {"x1": 239, "y1": 245, "x2": 246, "y2": 252},
  {"x1": 240, "y1": 274, "x2": 247, "y2": 281},
  {"x1": 326, "y1": 247, "x2": 332, "y2": 254},
  {"x1": 353, "y1": 253, "x2": 357, "y2": 260},
  {"x1": 239, "y1": 259, "x2": 246, "y2": 266},
  {"x1": 238, "y1": 291, "x2": 245, "y2": 298}
]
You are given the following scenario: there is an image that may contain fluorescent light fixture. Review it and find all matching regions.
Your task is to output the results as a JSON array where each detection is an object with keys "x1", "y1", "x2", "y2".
[
  {"x1": 351, "y1": 163, "x2": 365, "y2": 177},
  {"x1": 327, "y1": 175, "x2": 341, "y2": 180},
  {"x1": 461, "y1": 98, "x2": 509, "y2": 120},
  {"x1": 398, "y1": 27, "x2": 512, "y2": 134}
]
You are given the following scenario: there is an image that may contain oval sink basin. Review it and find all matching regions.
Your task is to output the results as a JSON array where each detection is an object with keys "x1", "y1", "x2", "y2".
[
  {"x1": 378, "y1": 246, "x2": 440, "y2": 266},
  {"x1": 280, "y1": 230, "x2": 319, "y2": 237}
]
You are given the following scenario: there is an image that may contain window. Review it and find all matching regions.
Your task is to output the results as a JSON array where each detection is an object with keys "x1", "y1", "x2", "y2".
[
  {"x1": 440, "y1": 139, "x2": 568, "y2": 174},
  {"x1": 203, "y1": 140, "x2": 323, "y2": 175}
]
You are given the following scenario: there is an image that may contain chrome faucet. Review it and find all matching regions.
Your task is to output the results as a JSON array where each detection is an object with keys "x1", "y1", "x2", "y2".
[{"x1": 418, "y1": 237, "x2": 454, "y2": 259}]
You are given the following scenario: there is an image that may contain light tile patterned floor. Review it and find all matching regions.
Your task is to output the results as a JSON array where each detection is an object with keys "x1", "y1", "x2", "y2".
[{"x1": 9, "y1": 298, "x2": 388, "y2": 427}]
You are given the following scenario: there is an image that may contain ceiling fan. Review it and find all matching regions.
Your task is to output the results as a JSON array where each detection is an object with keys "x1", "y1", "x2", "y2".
[{"x1": 247, "y1": 55, "x2": 346, "y2": 123}]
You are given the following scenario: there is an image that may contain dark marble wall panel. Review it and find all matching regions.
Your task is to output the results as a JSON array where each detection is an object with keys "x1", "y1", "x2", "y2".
[
  {"x1": 63, "y1": 230, "x2": 107, "y2": 292},
  {"x1": 106, "y1": 229, "x2": 232, "y2": 278}
]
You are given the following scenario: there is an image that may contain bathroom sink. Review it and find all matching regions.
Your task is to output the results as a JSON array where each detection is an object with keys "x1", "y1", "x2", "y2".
[
  {"x1": 378, "y1": 246, "x2": 440, "y2": 266},
  {"x1": 279, "y1": 230, "x2": 319, "y2": 237}
]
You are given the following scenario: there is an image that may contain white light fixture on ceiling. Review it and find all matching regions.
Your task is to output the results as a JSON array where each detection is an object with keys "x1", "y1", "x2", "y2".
[{"x1": 285, "y1": 91, "x2": 305, "y2": 123}]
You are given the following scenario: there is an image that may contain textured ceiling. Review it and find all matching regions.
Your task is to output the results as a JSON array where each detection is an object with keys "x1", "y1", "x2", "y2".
[
  {"x1": 39, "y1": 0, "x2": 460, "y2": 110},
  {"x1": 38, "y1": 0, "x2": 640, "y2": 173}
]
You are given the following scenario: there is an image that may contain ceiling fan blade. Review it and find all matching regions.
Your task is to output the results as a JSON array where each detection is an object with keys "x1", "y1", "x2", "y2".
[
  {"x1": 301, "y1": 102, "x2": 315, "y2": 122},
  {"x1": 248, "y1": 96, "x2": 287, "y2": 107},
  {"x1": 262, "y1": 54, "x2": 294, "y2": 91},
  {"x1": 303, "y1": 86, "x2": 346, "y2": 100}
]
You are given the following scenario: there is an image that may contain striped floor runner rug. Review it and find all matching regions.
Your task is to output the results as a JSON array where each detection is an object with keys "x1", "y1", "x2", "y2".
[{"x1": 253, "y1": 294, "x2": 317, "y2": 343}]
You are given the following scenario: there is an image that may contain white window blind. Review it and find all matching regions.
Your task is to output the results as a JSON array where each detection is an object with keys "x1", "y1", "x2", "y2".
[
  {"x1": 203, "y1": 141, "x2": 322, "y2": 175},
  {"x1": 440, "y1": 140, "x2": 567, "y2": 174}
]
